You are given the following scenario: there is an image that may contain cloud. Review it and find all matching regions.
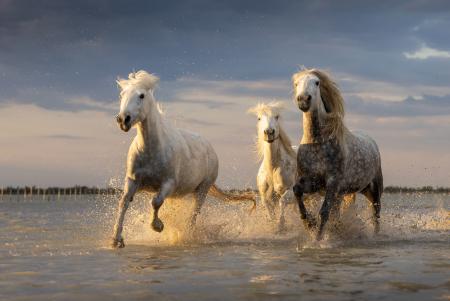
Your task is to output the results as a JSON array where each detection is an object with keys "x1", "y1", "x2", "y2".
[
  {"x1": 1, "y1": 0, "x2": 450, "y2": 186},
  {"x1": 41, "y1": 134, "x2": 91, "y2": 140},
  {"x1": 404, "y1": 44, "x2": 450, "y2": 60},
  {"x1": 161, "y1": 77, "x2": 289, "y2": 109},
  {"x1": 65, "y1": 96, "x2": 116, "y2": 112},
  {"x1": 347, "y1": 94, "x2": 450, "y2": 117}
]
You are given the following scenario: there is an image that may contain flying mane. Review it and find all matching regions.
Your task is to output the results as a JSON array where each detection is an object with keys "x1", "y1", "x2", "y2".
[
  {"x1": 117, "y1": 70, "x2": 159, "y2": 91},
  {"x1": 248, "y1": 102, "x2": 296, "y2": 161},
  {"x1": 292, "y1": 68, "x2": 349, "y2": 147},
  {"x1": 116, "y1": 70, "x2": 164, "y2": 115}
]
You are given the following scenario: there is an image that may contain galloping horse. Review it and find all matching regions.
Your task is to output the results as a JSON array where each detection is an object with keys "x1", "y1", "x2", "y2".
[
  {"x1": 292, "y1": 69, "x2": 383, "y2": 240},
  {"x1": 111, "y1": 70, "x2": 255, "y2": 248},
  {"x1": 248, "y1": 102, "x2": 297, "y2": 232}
]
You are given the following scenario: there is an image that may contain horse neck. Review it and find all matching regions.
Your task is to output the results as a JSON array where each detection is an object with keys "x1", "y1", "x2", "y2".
[
  {"x1": 136, "y1": 106, "x2": 165, "y2": 154},
  {"x1": 301, "y1": 110, "x2": 322, "y2": 144},
  {"x1": 301, "y1": 99, "x2": 327, "y2": 144},
  {"x1": 262, "y1": 139, "x2": 282, "y2": 171}
]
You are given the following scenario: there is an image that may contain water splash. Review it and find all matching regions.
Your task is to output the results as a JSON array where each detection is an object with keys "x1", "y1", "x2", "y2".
[{"x1": 99, "y1": 192, "x2": 449, "y2": 248}]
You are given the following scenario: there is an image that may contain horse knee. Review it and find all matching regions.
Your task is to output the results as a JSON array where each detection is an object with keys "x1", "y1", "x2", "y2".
[
  {"x1": 293, "y1": 183, "x2": 303, "y2": 198},
  {"x1": 319, "y1": 201, "x2": 332, "y2": 221}
]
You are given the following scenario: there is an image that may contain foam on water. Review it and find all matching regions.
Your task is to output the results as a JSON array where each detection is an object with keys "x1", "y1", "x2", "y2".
[{"x1": 95, "y1": 191, "x2": 449, "y2": 249}]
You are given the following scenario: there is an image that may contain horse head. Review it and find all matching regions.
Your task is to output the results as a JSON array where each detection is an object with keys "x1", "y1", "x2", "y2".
[
  {"x1": 116, "y1": 71, "x2": 159, "y2": 132},
  {"x1": 248, "y1": 102, "x2": 285, "y2": 144}
]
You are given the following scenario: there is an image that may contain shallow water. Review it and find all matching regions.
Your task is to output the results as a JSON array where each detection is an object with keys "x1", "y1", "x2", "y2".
[{"x1": 0, "y1": 193, "x2": 448, "y2": 300}]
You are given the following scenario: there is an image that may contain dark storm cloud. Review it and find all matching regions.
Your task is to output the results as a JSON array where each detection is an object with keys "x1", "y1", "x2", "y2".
[{"x1": 1, "y1": 0, "x2": 450, "y2": 112}]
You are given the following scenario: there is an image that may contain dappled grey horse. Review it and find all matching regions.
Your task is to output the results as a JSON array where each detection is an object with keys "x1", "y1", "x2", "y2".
[{"x1": 292, "y1": 68, "x2": 383, "y2": 240}]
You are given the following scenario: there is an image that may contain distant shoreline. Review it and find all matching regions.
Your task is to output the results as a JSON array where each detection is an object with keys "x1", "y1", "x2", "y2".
[{"x1": 0, "y1": 185, "x2": 449, "y2": 196}]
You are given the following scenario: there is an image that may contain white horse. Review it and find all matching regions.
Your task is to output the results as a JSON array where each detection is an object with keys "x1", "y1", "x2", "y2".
[
  {"x1": 248, "y1": 102, "x2": 297, "y2": 232},
  {"x1": 111, "y1": 70, "x2": 255, "y2": 248}
]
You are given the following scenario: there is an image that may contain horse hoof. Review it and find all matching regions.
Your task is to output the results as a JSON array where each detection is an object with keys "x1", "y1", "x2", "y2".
[
  {"x1": 112, "y1": 237, "x2": 125, "y2": 249},
  {"x1": 152, "y1": 218, "x2": 164, "y2": 233},
  {"x1": 316, "y1": 230, "x2": 324, "y2": 241},
  {"x1": 308, "y1": 217, "x2": 318, "y2": 228},
  {"x1": 302, "y1": 214, "x2": 317, "y2": 230},
  {"x1": 374, "y1": 224, "x2": 381, "y2": 236},
  {"x1": 276, "y1": 222, "x2": 287, "y2": 234}
]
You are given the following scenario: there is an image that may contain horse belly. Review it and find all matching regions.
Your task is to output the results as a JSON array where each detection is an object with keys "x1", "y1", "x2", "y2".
[
  {"x1": 134, "y1": 167, "x2": 166, "y2": 192},
  {"x1": 342, "y1": 138, "x2": 380, "y2": 192},
  {"x1": 174, "y1": 136, "x2": 218, "y2": 195}
]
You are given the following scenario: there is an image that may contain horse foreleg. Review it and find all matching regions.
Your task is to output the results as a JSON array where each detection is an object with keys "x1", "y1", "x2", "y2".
[
  {"x1": 293, "y1": 180, "x2": 317, "y2": 230},
  {"x1": 151, "y1": 180, "x2": 175, "y2": 233},
  {"x1": 277, "y1": 190, "x2": 290, "y2": 233},
  {"x1": 111, "y1": 178, "x2": 138, "y2": 248},
  {"x1": 317, "y1": 179, "x2": 339, "y2": 241},
  {"x1": 259, "y1": 183, "x2": 275, "y2": 221}
]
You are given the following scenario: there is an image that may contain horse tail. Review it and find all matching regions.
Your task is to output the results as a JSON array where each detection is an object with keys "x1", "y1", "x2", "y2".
[{"x1": 208, "y1": 184, "x2": 256, "y2": 212}]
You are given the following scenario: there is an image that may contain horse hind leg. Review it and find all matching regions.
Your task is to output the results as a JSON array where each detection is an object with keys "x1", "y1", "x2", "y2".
[
  {"x1": 189, "y1": 182, "x2": 210, "y2": 230},
  {"x1": 362, "y1": 176, "x2": 382, "y2": 235}
]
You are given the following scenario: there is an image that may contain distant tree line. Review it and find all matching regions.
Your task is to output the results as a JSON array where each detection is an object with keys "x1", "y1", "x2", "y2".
[
  {"x1": 0, "y1": 186, "x2": 120, "y2": 195},
  {"x1": 383, "y1": 186, "x2": 450, "y2": 193},
  {"x1": 0, "y1": 185, "x2": 449, "y2": 196}
]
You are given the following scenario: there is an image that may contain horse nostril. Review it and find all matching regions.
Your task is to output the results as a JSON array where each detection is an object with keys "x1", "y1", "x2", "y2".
[
  {"x1": 264, "y1": 129, "x2": 274, "y2": 135},
  {"x1": 124, "y1": 115, "x2": 131, "y2": 125},
  {"x1": 116, "y1": 115, "x2": 122, "y2": 123},
  {"x1": 307, "y1": 95, "x2": 312, "y2": 101},
  {"x1": 297, "y1": 95, "x2": 302, "y2": 102}
]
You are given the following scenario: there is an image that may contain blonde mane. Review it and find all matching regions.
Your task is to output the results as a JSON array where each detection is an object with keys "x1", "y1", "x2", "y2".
[
  {"x1": 248, "y1": 102, "x2": 296, "y2": 161},
  {"x1": 117, "y1": 70, "x2": 160, "y2": 92},
  {"x1": 292, "y1": 68, "x2": 348, "y2": 147}
]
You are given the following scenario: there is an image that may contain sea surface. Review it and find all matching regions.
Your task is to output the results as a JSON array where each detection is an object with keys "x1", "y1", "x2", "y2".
[{"x1": 0, "y1": 192, "x2": 449, "y2": 301}]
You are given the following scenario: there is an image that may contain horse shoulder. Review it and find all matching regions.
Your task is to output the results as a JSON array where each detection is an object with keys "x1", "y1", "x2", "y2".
[{"x1": 171, "y1": 128, "x2": 218, "y2": 190}]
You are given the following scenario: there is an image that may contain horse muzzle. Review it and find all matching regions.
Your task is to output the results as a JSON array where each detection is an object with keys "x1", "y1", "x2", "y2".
[
  {"x1": 297, "y1": 95, "x2": 311, "y2": 112},
  {"x1": 116, "y1": 114, "x2": 132, "y2": 132},
  {"x1": 264, "y1": 128, "x2": 277, "y2": 143}
]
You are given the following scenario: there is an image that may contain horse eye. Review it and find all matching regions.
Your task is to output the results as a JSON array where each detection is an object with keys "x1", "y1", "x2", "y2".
[
  {"x1": 275, "y1": 115, "x2": 279, "y2": 120},
  {"x1": 315, "y1": 81, "x2": 319, "y2": 86},
  {"x1": 257, "y1": 117, "x2": 261, "y2": 121},
  {"x1": 139, "y1": 93, "x2": 145, "y2": 99}
]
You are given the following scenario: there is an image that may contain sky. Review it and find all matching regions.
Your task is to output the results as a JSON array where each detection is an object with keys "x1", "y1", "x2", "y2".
[{"x1": 0, "y1": 0, "x2": 449, "y2": 188}]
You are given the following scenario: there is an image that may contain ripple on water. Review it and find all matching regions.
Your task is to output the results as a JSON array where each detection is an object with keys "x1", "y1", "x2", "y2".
[{"x1": 0, "y1": 193, "x2": 448, "y2": 301}]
